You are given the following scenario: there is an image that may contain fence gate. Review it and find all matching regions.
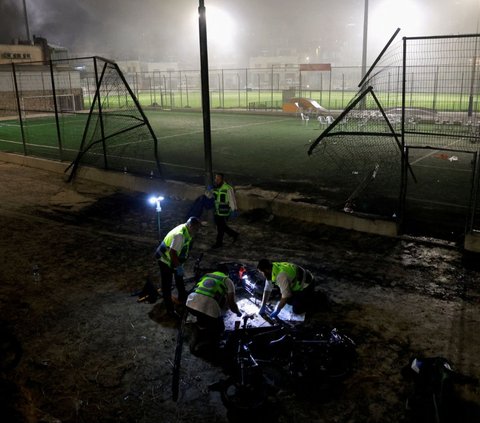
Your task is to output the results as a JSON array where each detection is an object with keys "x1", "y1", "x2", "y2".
[{"x1": 402, "y1": 146, "x2": 476, "y2": 242}]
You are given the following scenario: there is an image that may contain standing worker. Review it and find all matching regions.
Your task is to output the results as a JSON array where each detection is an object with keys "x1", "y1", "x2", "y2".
[
  {"x1": 257, "y1": 259, "x2": 315, "y2": 318},
  {"x1": 186, "y1": 264, "x2": 242, "y2": 353},
  {"x1": 211, "y1": 172, "x2": 239, "y2": 249},
  {"x1": 155, "y1": 217, "x2": 202, "y2": 318}
]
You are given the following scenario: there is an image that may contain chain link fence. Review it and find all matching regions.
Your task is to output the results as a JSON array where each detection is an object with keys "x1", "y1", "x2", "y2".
[
  {"x1": 77, "y1": 64, "x2": 364, "y2": 111},
  {"x1": 308, "y1": 33, "x2": 480, "y2": 239},
  {"x1": 1, "y1": 48, "x2": 479, "y2": 239}
]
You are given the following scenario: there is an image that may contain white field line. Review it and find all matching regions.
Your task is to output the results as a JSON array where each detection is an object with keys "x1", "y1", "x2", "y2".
[
  {"x1": 98, "y1": 118, "x2": 292, "y2": 150},
  {"x1": 155, "y1": 118, "x2": 291, "y2": 141},
  {"x1": 407, "y1": 196, "x2": 470, "y2": 210},
  {"x1": 409, "y1": 138, "x2": 463, "y2": 165},
  {"x1": 0, "y1": 138, "x2": 20, "y2": 144},
  {"x1": 413, "y1": 163, "x2": 472, "y2": 173},
  {"x1": 0, "y1": 138, "x2": 200, "y2": 170},
  {"x1": 0, "y1": 138, "x2": 78, "y2": 153},
  {"x1": 0, "y1": 117, "x2": 301, "y2": 173},
  {"x1": 2, "y1": 117, "x2": 291, "y2": 151},
  {"x1": 0, "y1": 123, "x2": 22, "y2": 128},
  {"x1": 408, "y1": 139, "x2": 473, "y2": 210},
  {"x1": 0, "y1": 118, "x2": 80, "y2": 128}
]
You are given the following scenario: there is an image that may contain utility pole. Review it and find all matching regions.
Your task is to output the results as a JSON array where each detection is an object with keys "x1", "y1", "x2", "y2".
[
  {"x1": 361, "y1": 0, "x2": 369, "y2": 82},
  {"x1": 360, "y1": 0, "x2": 369, "y2": 109},
  {"x1": 198, "y1": 0, "x2": 213, "y2": 187},
  {"x1": 22, "y1": 0, "x2": 31, "y2": 43},
  {"x1": 468, "y1": 17, "x2": 479, "y2": 117}
]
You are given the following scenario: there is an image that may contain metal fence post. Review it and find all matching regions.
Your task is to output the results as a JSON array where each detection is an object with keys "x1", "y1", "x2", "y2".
[
  {"x1": 49, "y1": 59, "x2": 63, "y2": 160},
  {"x1": 12, "y1": 63, "x2": 27, "y2": 155},
  {"x1": 468, "y1": 151, "x2": 480, "y2": 232},
  {"x1": 94, "y1": 57, "x2": 108, "y2": 170}
]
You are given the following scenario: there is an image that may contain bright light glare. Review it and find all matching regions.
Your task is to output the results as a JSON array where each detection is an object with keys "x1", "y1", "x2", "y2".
[
  {"x1": 195, "y1": 5, "x2": 236, "y2": 51},
  {"x1": 366, "y1": 0, "x2": 426, "y2": 61},
  {"x1": 149, "y1": 195, "x2": 164, "y2": 205},
  {"x1": 370, "y1": 0, "x2": 424, "y2": 37}
]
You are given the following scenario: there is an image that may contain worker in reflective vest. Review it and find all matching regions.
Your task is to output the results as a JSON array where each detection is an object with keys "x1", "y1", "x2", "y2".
[
  {"x1": 211, "y1": 173, "x2": 239, "y2": 249},
  {"x1": 257, "y1": 259, "x2": 315, "y2": 318},
  {"x1": 186, "y1": 265, "x2": 242, "y2": 355},
  {"x1": 187, "y1": 266, "x2": 241, "y2": 333},
  {"x1": 155, "y1": 216, "x2": 202, "y2": 318}
]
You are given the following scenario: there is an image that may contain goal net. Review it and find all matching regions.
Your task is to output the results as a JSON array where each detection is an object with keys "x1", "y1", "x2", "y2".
[
  {"x1": 66, "y1": 57, "x2": 161, "y2": 181},
  {"x1": 21, "y1": 94, "x2": 77, "y2": 115}
]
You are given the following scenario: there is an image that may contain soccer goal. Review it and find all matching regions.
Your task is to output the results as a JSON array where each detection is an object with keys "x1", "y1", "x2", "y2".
[
  {"x1": 66, "y1": 57, "x2": 161, "y2": 182},
  {"x1": 21, "y1": 93, "x2": 77, "y2": 115}
]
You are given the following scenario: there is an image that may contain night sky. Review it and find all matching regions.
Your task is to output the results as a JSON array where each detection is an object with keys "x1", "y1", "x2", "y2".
[{"x1": 1, "y1": 0, "x2": 479, "y2": 66}]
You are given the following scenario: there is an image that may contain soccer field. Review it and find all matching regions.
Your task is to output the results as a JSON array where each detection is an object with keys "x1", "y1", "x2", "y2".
[
  {"x1": 146, "y1": 110, "x2": 326, "y2": 182},
  {"x1": 0, "y1": 110, "x2": 335, "y2": 192},
  {"x1": 0, "y1": 109, "x2": 477, "y2": 229}
]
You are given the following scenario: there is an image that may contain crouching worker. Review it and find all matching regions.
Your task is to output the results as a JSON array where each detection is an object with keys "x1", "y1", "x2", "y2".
[
  {"x1": 186, "y1": 264, "x2": 242, "y2": 356},
  {"x1": 156, "y1": 216, "x2": 202, "y2": 319},
  {"x1": 257, "y1": 259, "x2": 315, "y2": 319}
]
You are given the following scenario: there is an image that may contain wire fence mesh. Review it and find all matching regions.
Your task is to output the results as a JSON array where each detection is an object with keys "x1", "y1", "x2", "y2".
[
  {"x1": 308, "y1": 33, "x2": 480, "y2": 238},
  {"x1": 1, "y1": 36, "x2": 480, "y2": 239}
]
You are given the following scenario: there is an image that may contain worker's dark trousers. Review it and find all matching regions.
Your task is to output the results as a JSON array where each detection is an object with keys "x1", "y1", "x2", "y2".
[
  {"x1": 158, "y1": 260, "x2": 186, "y2": 313},
  {"x1": 214, "y1": 215, "x2": 238, "y2": 245},
  {"x1": 187, "y1": 307, "x2": 225, "y2": 335},
  {"x1": 288, "y1": 282, "x2": 315, "y2": 314}
]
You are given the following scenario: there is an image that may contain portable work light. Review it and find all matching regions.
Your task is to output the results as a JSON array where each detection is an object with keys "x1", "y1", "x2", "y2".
[
  {"x1": 149, "y1": 195, "x2": 164, "y2": 212},
  {"x1": 149, "y1": 195, "x2": 164, "y2": 241}
]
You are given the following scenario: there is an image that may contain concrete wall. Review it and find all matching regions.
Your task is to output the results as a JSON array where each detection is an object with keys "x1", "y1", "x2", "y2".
[
  {"x1": 465, "y1": 233, "x2": 480, "y2": 253},
  {"x1": 0, "y1": 151, "x2": 401, "y2": 240},
  {"x1": 7, "y1": 152, "x2": 479, "y2": 254}
]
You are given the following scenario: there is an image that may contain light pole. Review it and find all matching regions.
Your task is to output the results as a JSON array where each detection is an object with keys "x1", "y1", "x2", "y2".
[
  {"x1": 22, "y1": 0, "x2": 31, "y2": 43},
  {"x1": 360, "y1": 0, "x2": 369, "y2": 110},
  {"x1": 361, "y1": 0, "x2": 369, "y2": 82},
  {"x1": 198, "y1": 0, "x2": 213, "y2": 188},
  {"x1": 468, "y1": 16, "x2": 479, "y2": 117},
  {"x1": 149, "y1": 195, "x2": 164, "y2": 242}
]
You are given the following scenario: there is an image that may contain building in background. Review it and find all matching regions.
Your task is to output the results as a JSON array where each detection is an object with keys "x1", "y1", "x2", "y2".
[
  {"x1": 0, "y1": 37, "x2": 82, "y2": 118},
  {"x1": 0, "y1": 36, "x2": 68, "y2": 65}
]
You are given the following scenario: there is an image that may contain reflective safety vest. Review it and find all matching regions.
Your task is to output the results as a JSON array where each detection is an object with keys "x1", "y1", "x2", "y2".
[
  {"x1": 194, "y1": 272, "x2": 228, "y2": 305},
  {"x1": 213, "y1": 182, "x2": 233, "y2": 217},
  {"x1": 271, "y1": 262, "x2": 304, "y2": 292},
  {"x1": 158, "y1": 223, "x2": 193, "y2": 267}
]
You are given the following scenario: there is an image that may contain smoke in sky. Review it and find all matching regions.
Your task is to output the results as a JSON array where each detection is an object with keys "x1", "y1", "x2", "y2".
[{"x1": 1, "y1": 0, "x2": 479, "y2": 67}]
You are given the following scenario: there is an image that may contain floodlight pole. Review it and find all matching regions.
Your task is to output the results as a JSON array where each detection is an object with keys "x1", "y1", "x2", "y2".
[
  {"x1": 198, "y1": 0, "x2": 214, "y2": 188},
  {"x1": 22, "y1": 0, "x2": 31, "y2": 44},
  {"x1": 361, "y1": 0, "x2": 369, "y2": 82},
  {"x1": 468, "y1": 21, "x2": 479, "y2": 117},
  {"x1": 360, "y1": 0, "x2": 369, "y2": 109}
]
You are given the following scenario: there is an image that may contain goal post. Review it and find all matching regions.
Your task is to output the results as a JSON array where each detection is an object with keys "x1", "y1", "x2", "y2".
[
  {"x1": 20, "y1": 93, "x2": 77, "y2": 114},
  {"x1": 66, "y1": 57, "x2": 161, "y2": 182}
]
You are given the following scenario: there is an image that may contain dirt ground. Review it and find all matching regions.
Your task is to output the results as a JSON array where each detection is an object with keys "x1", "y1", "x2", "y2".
[{"x1": 1, "y1": 161, "x2": 480, "y2": 423}]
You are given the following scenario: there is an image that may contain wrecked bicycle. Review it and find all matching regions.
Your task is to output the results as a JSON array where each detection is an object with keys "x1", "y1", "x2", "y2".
[{"x1": 213, "y1": 312, "x2": 357, "y2": 414}]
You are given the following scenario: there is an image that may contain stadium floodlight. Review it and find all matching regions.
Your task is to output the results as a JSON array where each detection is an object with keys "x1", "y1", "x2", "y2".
[{"x1": 149, "y1": 195, "x2": 164, "y2": 241}]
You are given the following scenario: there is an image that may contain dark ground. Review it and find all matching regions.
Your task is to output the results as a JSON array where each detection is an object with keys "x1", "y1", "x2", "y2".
[{"x1": 1, "y1": 161, "x2": 480, "y2": 423}]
